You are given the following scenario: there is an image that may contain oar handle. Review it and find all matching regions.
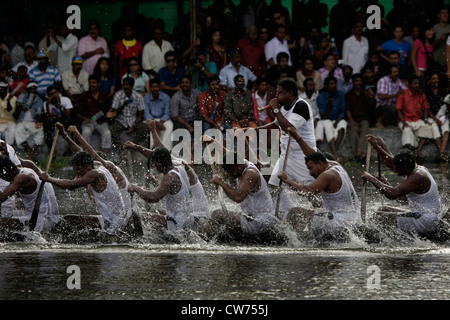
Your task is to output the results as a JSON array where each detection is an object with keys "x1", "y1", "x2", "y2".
[{"x1": 275, "y1": 134, "x2": 292, "y2": 218}]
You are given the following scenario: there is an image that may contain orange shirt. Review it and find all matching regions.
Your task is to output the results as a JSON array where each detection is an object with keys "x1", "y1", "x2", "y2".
[{"x1": 395, "y1": 89, "x2": 429, "y2": 123}]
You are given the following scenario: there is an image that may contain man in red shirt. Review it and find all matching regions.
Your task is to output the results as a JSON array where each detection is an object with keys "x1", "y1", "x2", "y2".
[
  {"x1": 396, "y1": 76, "x2": 439, "y2": 157},
  {"x1": 198, "y1": 75, "x2": 227, "y2": 132},
  {"x1": 235, "y1": 26, "x2": 266, "y2": 78},
  {"x1": 114, "y1": 24, "x2": 143, "y2": 78}
]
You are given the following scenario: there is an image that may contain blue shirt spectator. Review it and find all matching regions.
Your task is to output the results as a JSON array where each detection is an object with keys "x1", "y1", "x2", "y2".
[
  {"x1": 317, "y1": 78, "x2": 346, "y2": 121},
  {"x1": 144, "y1": 90, "x2": 171, "y2": 121},
  {"x1": 219, "y1": 49, "x2": 256, "y2": 90}
]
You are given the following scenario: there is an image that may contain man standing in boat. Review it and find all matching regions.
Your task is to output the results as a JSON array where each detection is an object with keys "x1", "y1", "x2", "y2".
[{"x1": 362, "y1": 135, "x2": 442, "y2": 236}]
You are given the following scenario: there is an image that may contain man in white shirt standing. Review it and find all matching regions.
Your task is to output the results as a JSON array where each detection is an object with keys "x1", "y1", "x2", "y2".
[
  {"x1": 48, "y1": 22, "x2": 79, "y2": 74},
  {"x1": 142, "y1": 27, "x2": 174, "y2": 79},
  {"x1": 342, "y1": 21, "x2": 369, "y2": 74},
  {"x1": 77, "y1": 20, "x2": 110, "y2": 75},
  {"x1": 264, "y1": 24, "x2": 292, "y2": 68}
]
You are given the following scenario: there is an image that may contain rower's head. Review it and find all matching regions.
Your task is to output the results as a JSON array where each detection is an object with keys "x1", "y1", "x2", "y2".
[
  {"x1": 0, "y1": 154, "x2": 19, "y2": 181},
  {"x1": 149, "y1": 146, "x2": 173, "y2": 174},
  {"x1": 222, "y1": 151, "x2": 246, "y2": 179},
  {"x1": 393, "y1": 150, "x2": 416, "y2": 176},
  {"x1": 305, "y1": 152, "x2": 329, "y2": 179},
  {"x1": 71, "y1": 151, "x2": 95, "y2": 177}
]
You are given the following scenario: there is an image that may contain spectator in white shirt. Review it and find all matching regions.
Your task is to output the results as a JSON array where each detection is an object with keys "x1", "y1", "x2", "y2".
[
  {"x1": 264, "y1": 24, "x2": 292, "y2": 68},
  {"x1": 48, "y1": 23, "x2": 79, "y2": 74},
  {"x1": 342, "y1": 21, "x2": 369, "y2": 74},
  {"x1": 142, "y1": 27, "x2": 174, "y2": 79}
]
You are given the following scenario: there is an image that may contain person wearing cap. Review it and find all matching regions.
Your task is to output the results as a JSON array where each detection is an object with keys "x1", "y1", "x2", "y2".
[
  {"x1": 77, "y1": 20, "x2": 110, "y2": 76},
  {"x1": 29, "y1": 49, "x2": 62, "y2": 99},
  {"x1": 62, "y1": 56, "x2": 89, "y2": 110},
  {"x1": 0, "y1": 82, "x2": 17, "y2": 145},
  {"x1": 47, "y1": 22, "x2": 78, "y2": 74},
  {"x1": 15, "y1": 82, "x2": 44, "y2": 161}
]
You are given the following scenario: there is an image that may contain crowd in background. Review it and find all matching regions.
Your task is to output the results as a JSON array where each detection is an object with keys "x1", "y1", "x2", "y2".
[{"x1": 1, "y1": 0, "x2": 450, "y2": 163}]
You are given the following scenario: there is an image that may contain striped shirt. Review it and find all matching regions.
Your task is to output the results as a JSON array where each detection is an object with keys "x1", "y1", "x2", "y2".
[
  {"x1": 111, "y1": 90, "x2": 145, "y2": 128},
  {"x1": 375, "y1": 75, "x2": 408, "y2": 108},
  {"x1": 29, "y1": 65, "x2": 61, "y2": 96}
]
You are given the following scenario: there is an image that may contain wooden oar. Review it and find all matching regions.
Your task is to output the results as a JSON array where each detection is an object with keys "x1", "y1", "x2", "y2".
[
  {"x1": 377, "y1": 152, "x2": 384, "y2": 206},
  {"x1": 275, "y1": 134, "x2": 292, "y2": 219},
  {"x1": 29, "y1": 130, "x2": 59, "y2": 231},
  {"x1": 361, "y1": 144, "x2": 372, "y2": 223},
  {"x1": 206, "y1": 138, "x2": 228, "y2": 215}
]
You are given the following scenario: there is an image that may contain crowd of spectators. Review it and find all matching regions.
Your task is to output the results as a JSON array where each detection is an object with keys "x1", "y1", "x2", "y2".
[{"x1": 1, "y1": 1, "x2": 450, "y2": 162}]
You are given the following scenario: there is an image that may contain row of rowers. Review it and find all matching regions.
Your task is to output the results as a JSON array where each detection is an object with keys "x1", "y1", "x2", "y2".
[{"x1": 0, "y1": 81, "x2": 444, "y2": 240}]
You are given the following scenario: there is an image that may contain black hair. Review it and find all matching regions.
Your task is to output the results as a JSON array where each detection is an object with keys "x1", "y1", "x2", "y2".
[
  {"x1": 150, "y1": 78, "x2": 161, "y2": 86},
  {"x1": 149, "y1": 147, "x2": 173, "y2": 171},
  {"x1": 324, "y1": 75, "x2": 337, "y2": 86},
  {"x1": 256, "y1": 77, "x2": 268, "y2": 86},
  {"x1": 93, "y1": 57, "x2": 115, "y2": 79},
  {"x1": 164, "y1": 51, "x2": 176, "y2": 60},
  {"x1": 278, "y1": 77, "x2": 298, "y2": 96},
  {"x1": 303, "y1": 77, "x2": 315, "y2": 87},
  {"x1": 46, "y1": 85, "x2": 58, "y2": 95},
  {"x1": 207, "y1": 74, "x2": 220, "y2": 85},
  {"x1": 393, "y1": 150, "x2": 416, "y2": 174},
  {"x1": 222, "y1": 151, "x2": 245, "y2": 171},
  {"x1": 122, "y1": 76, "x2": 135, "y2": 86},
  {"x1": 180, "y1": 74, "x2": 192, "y2": 83},
  {"x1": 71, "y1": 151, "x2": 94, "y2": 168},
  {"x1": 0, "y1": 154, "x2": 17, "y2": 178},
  {"x1": 351, "y1": 73, "x2": 363, "y2": 82},
  {"x1": 276, "y1": 51, "x2": 290, "y2": 63},
  {"x1": 305, "y1": 152, "x2": 328, "y2": 165},
  {"x1": 233, "y1": 74, "x2": 244, "y2": 83},
  {"x1": 88, "y1": 75, "x2": 100, "y2": 83},
  {"x1": 387, "y1": 63, "x2": 399, "y2": 75}
]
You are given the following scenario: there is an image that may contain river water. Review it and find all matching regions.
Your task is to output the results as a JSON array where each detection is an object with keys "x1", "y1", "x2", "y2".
[{"x1": 0, "y1": 160, "x2": 449, "y2": 302}]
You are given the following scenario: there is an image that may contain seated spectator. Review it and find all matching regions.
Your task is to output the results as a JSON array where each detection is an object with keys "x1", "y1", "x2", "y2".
[
  {"x1": 318, "y1": 53, "x2": 344, "y2": 82},
  {"x1": 361, "y1": 65, "x2": 378, "y2": 98},
  {"x1": 224, "y1": 75, "x2": 256, "y2": 129},
  {"x1": 378, "y1": 50, "x2": 411, "y2": 81},
  {"x1": 219, "y1": 49, "x2": 256, "y2": 90},
  {"x1": 187, "y1": 47, "x2": 218, "y2": 93},
  {"x1": 376, "y1": 25, "x2": 412, "y2": 67},
  {"x1": 158, "y1": 51, "x2": 185, "y2": 97},
  {"x1": 299, "y1": 78, "x2": 320, "y2": 128},
  {"x1": 93, "y1": 57, "x2": 117, "y2": 98},
  {"x1": 144, "y1": 78, "x2": 173, "y2": 150},
  {"x1": 362, "y1": 50, "x2": 384, "y2": 81},
  {"x1": 425, "y1": 72, "x2": 449, "y2": 162},
  {"x1": 316, "y1": 76, "x2": 347, "y2": 160},
  {"x1": 170, "y1": 75, "x2": 200, "y2": 158},
  {"x1": 62, "y1": 56, "x2": 89, "y2": 106},
  {"x1": 108, "y1": 77, "x2": 147, "y2": 150},
  {"x1": 252, "y1": 77, "x2": 275, "y2": 126},
  {"x1": 265, "y1": 52, "x2": 296, "y2": 88},
  {"x1": 77, "y1": 20, "x2": 110, "y2": 76},
  {"x1": 207, "y1": 28, "x2": 227, "y2": 72},
  {"x1": 76, "y1": 76, "x2": 112, "y2": 154},
  {"x1": 198, "y1": 75, "x2": 227, "y2": 132},
  {"x1": 29, "y1": 50, "x2": 62, "y2": 101},
  {"x1": 10, "y1": 65, "x2": 30, "y2": 98},
  {"x1": 11, "y1": 44, "x2": 38, "y2": 76},
  {"x1": 15, "y1": 82, "x2": 45, "y2": 160},
  {"x1": 345, "y1": 73, "x2": 374, "y2": 162},
  {"x1": 296, "y1": 56, "x2": 323, "y2": 93},
  {"x1": 314, "y1": 33, "x2": 338, "y2": 68},
  {"x1": 396, "y1": 76, "x2": 438, "y2": 158},
  {"x1": 0, "y1": 82, "x2": 17, "y2": 145},
  {"x1": 235, "y1": 26, "x2": 266, "y2": 78},
  {"x1": 337, "y1": 65, "x2": 354, "y2": 94},
  {"x1": 42, "y1": 85, "x2": 72, "y2": 153},
  {"x1": 121, "y1": 57, "x2": 150, "y2": 96},
  {"x1": 0, "y1": 64, "x2": 13, "y2": 87},
  {"x1": 375, "y1": 64, "x2": 408, "y2": 128},
  {"x1": 142, "y1": 26, "x2": 174, "y2": 79}
]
